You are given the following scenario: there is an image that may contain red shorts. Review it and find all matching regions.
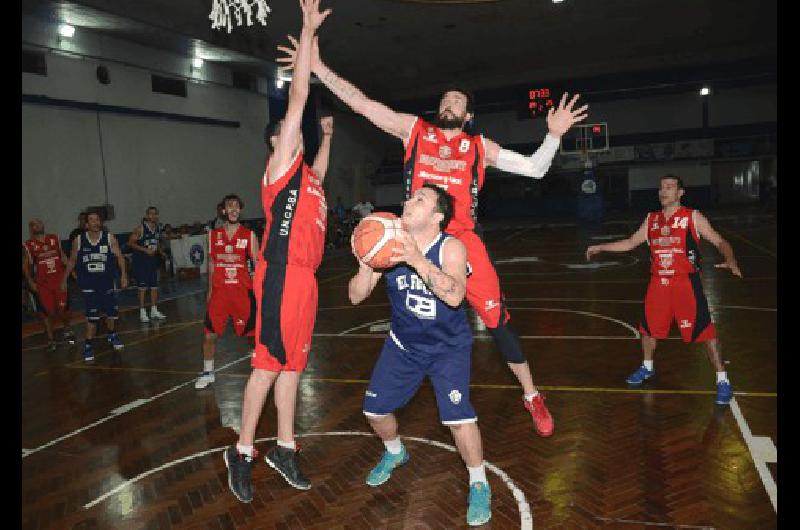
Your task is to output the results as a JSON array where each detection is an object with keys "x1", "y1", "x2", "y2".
[
  {"x1": 34, "y1": 281, "x2": 68, "y2": 316},
  {"x1": 639, "y1": 273, "x2": 716, "y2": 343},
  {"x1": 204, "y1": 287, "x2": 256, "y2": 337},
  {"x1": 252, "y1": 262, "x2": 318, "y2": 372},
  {"x1": 452, "y1": 229, "x2": 510, "y2": 329}
]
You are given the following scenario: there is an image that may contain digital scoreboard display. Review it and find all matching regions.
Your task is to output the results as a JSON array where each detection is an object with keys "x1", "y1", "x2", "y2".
[{"x1": 527, "y1": 88, "x2": 555, "y2": 118}]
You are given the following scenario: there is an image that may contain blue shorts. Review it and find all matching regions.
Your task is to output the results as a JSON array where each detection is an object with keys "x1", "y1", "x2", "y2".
[
  {"x1": 83, "y1": 288, "x2": 119, "y2": 321},
  {"x1": 133, "y1": 255, "x2": 159, "y2": 289},
  {"x1": 363, "y1": 334, "x2": 476, "y2": 425}
]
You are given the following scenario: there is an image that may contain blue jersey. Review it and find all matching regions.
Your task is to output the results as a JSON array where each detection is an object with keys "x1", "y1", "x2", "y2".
[
  {"x1": 135, "y1": 221, "x2": 162, "y2": 255},
  {"x1": 76, "y1": 231, "x2": 116, "y2": 292},
  {"x1": 384, "y1": 233, "x2": 472, "y2": 355}
]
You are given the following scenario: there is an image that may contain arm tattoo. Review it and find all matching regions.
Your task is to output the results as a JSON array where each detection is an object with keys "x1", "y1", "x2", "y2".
[
  {"x1": 320, "y1": 69, "x2": 363, "y2": 107},
  {"x1": 422, "y1": 259, "x2": 458, "y2": 298}
]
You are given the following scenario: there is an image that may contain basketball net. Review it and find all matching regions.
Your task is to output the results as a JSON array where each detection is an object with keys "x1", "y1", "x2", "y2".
[{"x1": 209, "y1": 0, "x2": 272, "y2": 33}]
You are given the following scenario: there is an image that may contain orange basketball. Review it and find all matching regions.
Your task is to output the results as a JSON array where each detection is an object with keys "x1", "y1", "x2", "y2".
[{"x1": 352, "y1": 212, "x2": 403, "y2": 269}]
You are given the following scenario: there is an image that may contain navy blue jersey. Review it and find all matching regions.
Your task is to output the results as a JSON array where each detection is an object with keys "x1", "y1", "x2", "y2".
[
  {"x1": 136, "y1": 221, "x2": 162, "y2": 254},
  {"x1": 384, "y1": 233, "x2": 472, "y2": 354},
  {"x1": 76, "y1": 231, "x2": 116, "y2": 292}
]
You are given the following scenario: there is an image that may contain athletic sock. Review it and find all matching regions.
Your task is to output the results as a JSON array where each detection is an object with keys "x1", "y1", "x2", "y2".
[
  {"x1": 204, "y1": 360, "x2": 214, "y2": 372},
  {"x1": 716, "y1": 371, "x2": 729, "y2": 384},
  {"x1": 643, "y1": 360, "x2": 654, "y2": 371},
  {"x1": 467, "y1": 463, "x2": 487, "y2": 485},
  {"x1": 236, "y1": 443, "x2": 254, "y2": 458},
  {"x1": 277, "y1": 439, "x2": 296, "y2": 451},
  {"x1": 524, "y1": 391, "x2": 540, "y2": 402},
  {"x1": 384, "y1": 438, "x2": 402, "y2": 455}
]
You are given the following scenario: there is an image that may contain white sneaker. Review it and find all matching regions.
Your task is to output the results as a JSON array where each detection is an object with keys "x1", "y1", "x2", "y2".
[
  {"x1": 195, "y1": 371, "x2": 215, "y2": 389},
  {"x1": 150, "y1": 307, "x2": 167, "y2": 320},
  {"x1": 140, "y1": 308, "x2": 150, "y2": 323}
]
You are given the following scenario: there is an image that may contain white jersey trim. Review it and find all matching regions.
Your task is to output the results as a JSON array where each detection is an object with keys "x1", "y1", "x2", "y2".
[
  {"x1": 442, "y1": 417, "x2": 478, "y2": 425},
  {"x1": 389, "y1": 330, "x2": 406, "y2": 351}
]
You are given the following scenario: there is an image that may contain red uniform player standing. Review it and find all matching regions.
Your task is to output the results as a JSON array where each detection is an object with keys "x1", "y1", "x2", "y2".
[
  {"x1": 195, "y1": 194, "x2": 259, "y2": 389},
  {"x1": 224, "y1": 0, "x2": 334, "y2": 504},
  {"x1": 586, "y1": 175, "x2": 742, "y2": 405},
  {"x1": 23, "y1": 218, "x2": 75, "y2": 350}
]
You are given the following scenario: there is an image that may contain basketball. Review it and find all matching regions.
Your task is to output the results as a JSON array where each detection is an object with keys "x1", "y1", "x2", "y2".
[{"x1": 352, "y1": 212, "x2": 403, "y2": 269}]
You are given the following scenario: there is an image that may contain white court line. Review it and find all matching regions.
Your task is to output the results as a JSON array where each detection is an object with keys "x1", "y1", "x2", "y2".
[
  {"x1": 506, "y1": 298, "x2": 777, "y2": 312},
  {"x1": 82, "y1": 431, "x2": 534, "y2": 529},
  {"x1": 729, "y1": 398, "x2": 777, "y2": 512},
  {"x1": 338, "y1": 319, "x2": 392, "y2": 336},
  {"x1": 503, "y1": 227, "x2": 530, "y2": 242},
  {"x1": 314, "y1": 333, "x2": 677, "y2": 340},
  {"x1": 21, "y1": 353, "x2": 251, "y2": 459}
]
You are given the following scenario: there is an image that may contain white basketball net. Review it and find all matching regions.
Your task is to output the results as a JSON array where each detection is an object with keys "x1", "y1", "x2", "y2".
[{"x1": 209, "y1": 0, "x2": 272, "y2": 33}]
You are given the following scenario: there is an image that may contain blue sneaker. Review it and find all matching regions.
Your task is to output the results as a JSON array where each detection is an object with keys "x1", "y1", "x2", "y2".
[
  {"x1": 626, "y1": 365, "x2": 654, "y2": 385},
  {"x1": 467, "y1": 481, "x2": 492, "y2": 526},
  {"x1": 83, "y1": 343, "x2": 94, "y2": 362},
  {"x1": 366, "y1": 445, "x2": 409, "y2": 487},
  {"x1": 107, "y1": 333, "x2": 124, "y2": 350},
  {"x1": 716, "y1": 381, "x2": 733, "y2": 405}
]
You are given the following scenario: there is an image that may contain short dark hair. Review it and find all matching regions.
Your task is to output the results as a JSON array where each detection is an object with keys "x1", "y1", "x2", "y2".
[
  {"x1": 222, "y1": 194, "x2": 244, "y2": 209},
  {"x1": 87, "y1": 209, "x2": 104, "y2": 222},
  {"x1": 660, "y1": 174, "x2": 685, "y2": 189},
  {"x1": 146, "y1": 206, "x2": 159, "y2": 214},
  {"x1": 422, "y1": 184, "x2": 454, "y2": 231},
  {"x1": 264, "y1": 121, "x2": 282, "y2": 145},
  {"x1": 440, "y1": 86, "x2": 475, "y2": 115}
]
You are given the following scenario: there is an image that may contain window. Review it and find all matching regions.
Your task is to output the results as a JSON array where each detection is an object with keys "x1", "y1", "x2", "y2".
[
  {"x1": 22, "y1": 49, "x2": 47, "y2": 76},
  {"x1": 151, "y1": 74, "x2": 187, "y2": 97}
]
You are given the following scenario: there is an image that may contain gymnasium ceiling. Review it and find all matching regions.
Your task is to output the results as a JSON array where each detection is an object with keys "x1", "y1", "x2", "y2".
[{"x1": 21, "y1": 0, "x2": 777, "y2": 101}]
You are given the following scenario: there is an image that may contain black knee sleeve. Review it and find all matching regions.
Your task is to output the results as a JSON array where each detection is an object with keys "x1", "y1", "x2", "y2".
[{"x1": 488, "y1": 321, "x2": 526, "y2": 364}]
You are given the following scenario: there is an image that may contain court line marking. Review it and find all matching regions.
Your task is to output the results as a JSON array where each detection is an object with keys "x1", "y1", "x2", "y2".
[
  {"x1": 505, "y1": 298, "x2": 776, "y2": 312},
  {"x1": 503, "y1": 227, "x2": 530, "y2": 241},
  {"x1": 720, "y1": 228, "x2": 776, "y2": 259},
  {"x1": 730, "y1": 398, "x2": 777, "y2": 512},
  {"x1": 314, "y1": 333, "x2": 669, "y2": 340},
  {"x1": 62, "y1": 321, "x2": 201, "y2": 367},
  {"x1": 22, "y1": 320, "x2": 206, "y2": 352},
  {"x1": 81, "y1": 431, "x2": 533, "y2": 529},
  {"x1": 56, "y1": 369, "x2": 777, "y2": 397},
  {"x1": 594, "y1": 517, "x2": 715, "y2": 529},
  {"x1": 22, "y1": 353, "x2": 251, "y2": 459}
]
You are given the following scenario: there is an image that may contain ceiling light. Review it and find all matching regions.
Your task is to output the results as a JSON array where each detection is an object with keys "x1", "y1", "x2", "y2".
[
  {"x1": 700, "y1": 86, "x2": 711, "y2": 96},
  {"x1": 192, "y1": 57, "x2": 204, "y2": 69},
  {"x1": 58, "y1": 24, "x2": 75, "y2": 38},
  {"x1": 552, "y1": 0, "x2": 564, "y2": 3}
]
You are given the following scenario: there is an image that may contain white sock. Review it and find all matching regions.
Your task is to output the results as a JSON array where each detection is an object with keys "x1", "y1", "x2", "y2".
[
  {"x1": 151, "y1": 305, "x2": 158, "y2": 311},
  {"x1": 384, "y1": 438, "x2": 402, "y2": 455},
  {"x1": 236, "y1": 443, "x2": 254, "y2": 458},
  {"x1": 524, "y1": 391, "x2": 539, "y2": 402},
  {"x1": 467, "y1": 463, "x2": 487, "y2": 485},
  {"x1": 643, "y1": 360, "x2": 654, "y2": 371},
  {"x1": 277, "y1": 439, "x2": 296, "y2": 451},
  {"x1": 140, "y1": 307, "x2": 147, "y2": 314},
  {"x1": 716, "y1": 371, "x2": 728, "y2": 383},
  {"x1": 203, "y1": 360, "x2": 214, "y2": 373}
]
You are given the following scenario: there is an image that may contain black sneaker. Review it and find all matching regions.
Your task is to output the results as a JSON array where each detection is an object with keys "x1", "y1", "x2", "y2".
[
  {"x1": 265, "y1": 446, "x2": 311, "y2": 490},
  {"x1": 223, "y1": 446, "x2": 256, "y2": 503}
]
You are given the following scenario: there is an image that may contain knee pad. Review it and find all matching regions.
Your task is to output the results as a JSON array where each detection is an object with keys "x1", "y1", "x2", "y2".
[{"x1": 488, "y1": 321, "x2": 526, "y2": 364}]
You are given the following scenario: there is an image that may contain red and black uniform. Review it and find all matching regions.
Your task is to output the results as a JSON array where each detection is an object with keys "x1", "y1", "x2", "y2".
[
  {"x1": 254, "y1": 151, "x2": 327, "y2": 371},
  {"x1": 404, "y1": 118, "x2": 509, "y2": 328},
  {"x1": 23, "y1": 235, "x2": 68, "y2": 315},
  {"x1": 205, "y1": 225, "x2": 256, "y2": 337},
  {"x1": 640, "y1": 206, "x2": 716, "y2": 343}
]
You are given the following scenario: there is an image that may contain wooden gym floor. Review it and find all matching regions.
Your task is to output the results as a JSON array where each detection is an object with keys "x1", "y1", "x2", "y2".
[{"x1": 21, "y1": 212, "x2": 777, "y2": 529}]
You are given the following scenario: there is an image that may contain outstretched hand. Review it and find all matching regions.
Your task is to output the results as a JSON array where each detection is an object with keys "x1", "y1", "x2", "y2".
[
  {"x1": 547, "y1": 92, "x2": 589, "y2": 137},
  {"x1": 715, "y1": 261, "x2": 743, "y2": 278},
  {"x1": 300, "y1": 0, "x2": 331, "y2": 32},
  {"x1": 276, "y1": 35, "x2": 321, "y2": 74},
  {"x1": 585, "y1": 245, "x2": 601, "y2": 261}
]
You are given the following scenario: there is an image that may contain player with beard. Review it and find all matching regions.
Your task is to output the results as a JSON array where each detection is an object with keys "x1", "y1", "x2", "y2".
[
  {"x1": 195, "y1": 194, "x2": 260, "y2": 389},
  {"x1": 277, "y1": 38, "x2": 588, "y2": 437}
]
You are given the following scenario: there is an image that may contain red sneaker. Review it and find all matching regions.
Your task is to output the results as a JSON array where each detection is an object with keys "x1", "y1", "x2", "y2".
[{"x1": 523, "y1": 394, "x2": 554, "y2": 437}]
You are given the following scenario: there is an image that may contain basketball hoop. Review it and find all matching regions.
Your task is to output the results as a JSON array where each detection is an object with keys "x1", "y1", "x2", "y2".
[{"x1": 209, "y1": 0, "x2": 272, "y2": 33}]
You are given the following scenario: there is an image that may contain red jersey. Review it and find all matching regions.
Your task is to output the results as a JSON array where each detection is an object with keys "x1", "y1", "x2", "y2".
[
  {"x1": 209, "y1": 224, "x2": 254, "y2": 290},
  {"x1": 404, "y1": 118, "x2": 486, "y2": 233},
  {"x1": 261, "y1": 151, "x2": 327, "y2": 270},
  {"x1": 24, "y1": 234, "x2": 65, "y2": 285},
  {"x1": 646, "y1": 206, "x2": 702, "y2": 276}
]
